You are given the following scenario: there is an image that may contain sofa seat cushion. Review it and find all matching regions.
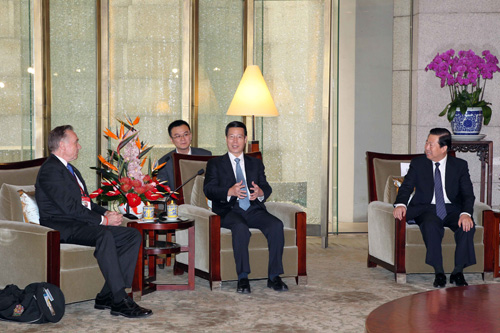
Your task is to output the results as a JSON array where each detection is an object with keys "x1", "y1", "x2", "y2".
[
  {"x1": 60, "y1": 244, "x2": 98, "y2": 270},
  {"x1": 406, "y1": 224, "x2": 484, "y2": 245},
  {"x1": 220, "y1": 227, "x2": 296, "y2": 250}
]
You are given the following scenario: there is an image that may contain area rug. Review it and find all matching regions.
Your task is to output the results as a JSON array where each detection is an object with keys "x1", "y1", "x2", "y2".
[{"x1": 0, "y1": 235, "x2": 496, "y2": 332}]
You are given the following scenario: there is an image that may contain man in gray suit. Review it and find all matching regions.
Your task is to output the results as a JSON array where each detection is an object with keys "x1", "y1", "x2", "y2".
[{"x1": 157, "y1": 120, "x2": 211, "y2": 189}]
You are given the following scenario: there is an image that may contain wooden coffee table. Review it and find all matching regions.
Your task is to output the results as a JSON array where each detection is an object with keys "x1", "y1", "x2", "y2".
[
  {"x1": 366, "y1": 284, "x2": 500, "y2": 332},
  {"x1": 127, "y1": 218, "x2": 195, "y2": 300}
]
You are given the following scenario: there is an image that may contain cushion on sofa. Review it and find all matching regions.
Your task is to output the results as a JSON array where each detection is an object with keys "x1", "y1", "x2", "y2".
[
  {"x1": 0, "y1": 184, "x2": 36, "y2": 222},
  {"x1": 18, "y1": 190, "x2": 40, "y2": 224}
]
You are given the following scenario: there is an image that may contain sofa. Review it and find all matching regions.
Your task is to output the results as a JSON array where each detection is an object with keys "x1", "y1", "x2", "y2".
[{"x1": 0, "y1": 158, "x2": 105, "y2": 304}]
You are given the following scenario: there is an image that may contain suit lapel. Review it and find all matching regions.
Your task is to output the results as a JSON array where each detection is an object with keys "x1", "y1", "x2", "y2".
[{"x1": 221, "y1": 153, "x2": 237, "y2": 184}]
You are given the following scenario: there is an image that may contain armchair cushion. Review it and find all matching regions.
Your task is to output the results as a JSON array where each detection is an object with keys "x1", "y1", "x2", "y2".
[
  {"x1": 18, "y1": 190, "x2": 40, "y2": 224},
  {"x1": 0, "y1": 184, "x2": 36, "y2": 222},
  {"x1": 383, "y1": 175, "x2": 404, "y2": 204}
]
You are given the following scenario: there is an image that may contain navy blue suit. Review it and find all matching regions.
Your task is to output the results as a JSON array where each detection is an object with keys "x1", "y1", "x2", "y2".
[
  {"x1": 35, "y1": 154, "x2": 141, "y2": 299},
  {"x1": 204, "y1": 153, "x2": 284, "y2": 277},
  {"x1": 394, "y1": 155, "x2": 476, "y2": 270}
]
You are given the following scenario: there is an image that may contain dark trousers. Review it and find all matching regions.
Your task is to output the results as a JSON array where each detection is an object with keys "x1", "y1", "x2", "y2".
[
  {"x1": 42, "y1": 219, "x2": 141, "y2": 299},
  {"x1": 221, "y1": 203, "x2": 285, "y2": 277},
  {"x1": 414, "y1": 206, "x2": 476, "y2": 271}
]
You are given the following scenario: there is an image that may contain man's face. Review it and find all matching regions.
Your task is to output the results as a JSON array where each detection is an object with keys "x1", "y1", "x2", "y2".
[
  {"x1": 170, "y1": 124, "x2": 192, "y2": 152},
  {"x1": 60, "y1": 130, "x2": 81, "y2": 162},
  {"x1": 226, "y1": 127, "x2": 247, "y2": 156},
  {"x1": 425, "y1": 134, "x2": 447, "y2": 162}
]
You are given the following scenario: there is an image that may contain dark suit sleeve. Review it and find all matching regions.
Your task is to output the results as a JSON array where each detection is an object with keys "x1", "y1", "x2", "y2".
[
  {"x1": 456, "y1": 160, "x2": 475, "y2": 215},
  {"x1": 36, "y1": 158, "x2": 104, "y2": 225},
  {"x1": 253, "y1": 158, "x2": 272, "y2": 202},
  {"x1": 394, "y1": 159, "x2": 417, "y2": 206},
  {"x1": 203, "y1": 158, "x2": 232, "y2": 203}
]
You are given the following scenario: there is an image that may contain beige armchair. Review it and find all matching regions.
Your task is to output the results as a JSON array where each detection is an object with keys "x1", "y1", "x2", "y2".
[
  {"x1": 0, "y1": 158, "x2": 105, "y2": 304},
  {"x1": 366, "y1": 151, "x2": 496, "y2": 283},
  {"x1": 171, "y1": 153, "x2": 307, "y2": 290}
]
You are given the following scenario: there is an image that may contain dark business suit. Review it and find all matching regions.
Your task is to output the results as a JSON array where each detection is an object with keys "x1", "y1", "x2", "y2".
[
  {"x1": 157, "y1": 147, "x2": 212, "y2": 189},
  {"x1": 394, "y1": 155, "x2": 476, "y2": 269},
  {"x1": 35, "y1": 154, "x2": 141, "y2": 299},
  {"x1": 204, "y1": 153, "x2": 284, "y2": 277}
]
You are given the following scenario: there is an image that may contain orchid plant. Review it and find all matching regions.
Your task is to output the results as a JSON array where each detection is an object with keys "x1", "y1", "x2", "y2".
[
  {"x1": 425, "y1": 49, "x2": 500, "y2": 125},
  {"x1": 90, "y1": 116, "x2": 177, "y2": 209}
]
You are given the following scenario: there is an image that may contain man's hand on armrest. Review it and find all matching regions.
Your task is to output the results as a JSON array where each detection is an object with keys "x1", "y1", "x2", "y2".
[
  {"x1": 104, "y1": 211, "x2": 123, "y2": 226},
  {"x1": 393, "y1": 205, "x2": 407, "y2": 220}
]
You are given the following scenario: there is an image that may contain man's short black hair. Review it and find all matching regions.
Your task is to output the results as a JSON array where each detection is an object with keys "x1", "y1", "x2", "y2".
[
  {"x1": 48, "y1": 125, "x2": 73, "y2": 153},
  {"x1": 225, "y1": 121, "x2": 247, "y2": 136},
  {"x1": 168, "y1": 120, "x2": 191, "y2": 137},
  {"x1": 429, "y1": 127, "x2": 451, "y2": 150}
]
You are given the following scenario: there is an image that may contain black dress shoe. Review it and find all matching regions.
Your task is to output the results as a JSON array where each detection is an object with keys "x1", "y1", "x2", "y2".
[
  {"x1": 237, "y1": 278, "x2": 251, "y2": 294},
  {"x1": 267, "y1": 276, "x2": 289, "y2": 291},
  {"x1": 450, "y1": 272, "x2": 468, "y2": 286},
  {"x1": 110, "y1": 297, "x2": 153, "y2": 318},
  {"x1": 94, "y1": 292, "x2": 113, "y2": 310},
  {"x1": 433, "y1": 273, "x2": 446, "y2": 288}
]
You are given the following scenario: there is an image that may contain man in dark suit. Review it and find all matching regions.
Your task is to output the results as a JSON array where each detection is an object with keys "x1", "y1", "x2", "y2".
[
  {"x1": 203, "y1": 121, "x2": 287, "y2": 293},
  {"x1": 393, "y1": 128, "x2": 476, "y2": 288},
  {"x1": 157, "y1": 120, "x2": 211, "y2": 189},
  {"x1": 35, "y1": 125, "x2": 152, "y2": 318}
]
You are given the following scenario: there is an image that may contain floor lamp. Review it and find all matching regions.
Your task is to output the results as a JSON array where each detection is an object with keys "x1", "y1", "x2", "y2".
[{"x1": 226, "y1": 65, "x2": 279, "y2": 152}]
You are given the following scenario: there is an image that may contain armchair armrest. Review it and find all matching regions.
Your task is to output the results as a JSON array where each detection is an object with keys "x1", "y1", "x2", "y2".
[
  {"x1": 265, "y1": 201, "x2": 307, "y2": 281},
  {"x1": 367, "y1": 201, "x2": 397, "y2": 266},
  {"x1": 473, "y1": 201, "x2": 491, "y2": 226},
  {"x1": 177, "y1": 205, "x2": 218, "y2": 274},
  {"x1": 0, "y1": 220, "x2": 60, "y2": 288}
]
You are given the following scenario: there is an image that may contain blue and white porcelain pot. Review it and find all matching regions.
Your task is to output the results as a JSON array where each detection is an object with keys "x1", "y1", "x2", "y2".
[{"x1": 450, "y1": 107, "x2": 483, "y2": 135}]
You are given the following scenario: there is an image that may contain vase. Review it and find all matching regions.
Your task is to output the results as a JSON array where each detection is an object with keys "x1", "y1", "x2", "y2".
[
  {"x1": 450, "y1": 107, "x2": 483, "y2": 135},
  {"x1": 118, "y1": 201, "x2": 145, "y2": 219}
]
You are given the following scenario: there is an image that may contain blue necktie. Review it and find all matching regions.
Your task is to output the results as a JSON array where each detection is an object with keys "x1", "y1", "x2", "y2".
[
  {"x1": 235, "y1": 158, "x2": 250, "y2": 211},
  {"x1": 434, "y1": 162, "x2": 447, "y2": 220},
  {"x1": 67, "y1": 164, "x2": 75, "y2": 176}
]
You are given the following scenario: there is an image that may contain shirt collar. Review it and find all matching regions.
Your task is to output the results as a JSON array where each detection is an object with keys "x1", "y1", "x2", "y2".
[
  {"x1": 53, "y1": 154, "x2": 68, "y2": 167},
  {"x1": 228, "y1": 152, "x2": 244, "y2": 163},
  {"x1": 176, "y1": 147, "x2": 192, "y2": 155}
]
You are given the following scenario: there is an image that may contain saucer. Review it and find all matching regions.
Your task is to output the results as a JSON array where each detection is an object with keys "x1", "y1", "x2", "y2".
[{"x1": 451, "y1": 134, "x2": 486, "y2": 142}]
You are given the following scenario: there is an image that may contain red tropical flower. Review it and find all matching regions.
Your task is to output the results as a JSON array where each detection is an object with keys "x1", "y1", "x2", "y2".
[{"x1": 126, "y1": 193, "x2": 142, "y2": 207}]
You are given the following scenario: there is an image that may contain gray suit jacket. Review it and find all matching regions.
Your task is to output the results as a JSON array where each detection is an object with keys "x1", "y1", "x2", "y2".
[{"x1": 157, "y1": 147, "x2": 212, "y2": 189}]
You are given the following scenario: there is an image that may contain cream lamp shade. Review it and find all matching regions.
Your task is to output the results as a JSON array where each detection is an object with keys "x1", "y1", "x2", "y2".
[{"x1": 226, "y1": 65, "x2": 279, "y2": 117}]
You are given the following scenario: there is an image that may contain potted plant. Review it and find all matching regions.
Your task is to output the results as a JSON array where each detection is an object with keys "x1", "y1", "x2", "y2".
[
  {"x1": 425, "y1": 49, "x2": 500, "y2": 135},
  {"x1": 90, "y1": 116, "x2": 177, "y2": 218}
]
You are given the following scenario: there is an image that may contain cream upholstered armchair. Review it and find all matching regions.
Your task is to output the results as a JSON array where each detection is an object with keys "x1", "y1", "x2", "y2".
[
  {"x1": 0, "y1": 158, "x2": 106, "y2": 304},
  {"x1": 366, "y1": 151, "x2": 496, "y2": 283},
  {"x1": 171, "y1": 152, "x2": 307, "y2": 290}
]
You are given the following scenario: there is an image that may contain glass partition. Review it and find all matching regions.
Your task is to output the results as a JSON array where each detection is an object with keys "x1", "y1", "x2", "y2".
[
  {"x1": 49, "y1": 0, "x2": 98, "y2": 184},
  {"x1": 254, "y1": 0, "x2": 330, "y2": 229},
  {"x1": 196, "y1": 0, "x2": 244, "y2": 155},
  {"x1": 0, "y1": 0, "x2": 34, "y2": 162},
  {"x1": 108, "y1": 0, "x2": 184, "y2": 166}
]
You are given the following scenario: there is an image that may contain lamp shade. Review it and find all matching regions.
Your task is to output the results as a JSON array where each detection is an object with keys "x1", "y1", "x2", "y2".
[{"x1": 226, "y1": 65, "x2": 279, "y2": 117}]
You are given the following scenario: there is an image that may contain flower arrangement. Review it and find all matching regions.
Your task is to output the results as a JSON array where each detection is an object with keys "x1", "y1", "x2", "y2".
[
  {"x1": 90, "y1": 117, "x2": 177, "y2": 211},
  {"x1": 425, "y1": 49, "x2": 500, "y2": 125}
]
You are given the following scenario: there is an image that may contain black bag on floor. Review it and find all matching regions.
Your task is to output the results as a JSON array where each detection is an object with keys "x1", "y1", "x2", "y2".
[{"x1": 0, "y1": 282, "x2": 65, "y2": 323}]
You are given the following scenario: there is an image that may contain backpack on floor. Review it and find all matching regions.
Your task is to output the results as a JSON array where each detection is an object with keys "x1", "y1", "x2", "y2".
[{"x1": 0, "y1": 282, "x2": 65, "y2": 324}]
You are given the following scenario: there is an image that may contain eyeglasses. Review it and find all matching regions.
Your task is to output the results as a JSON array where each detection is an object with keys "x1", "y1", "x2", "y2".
[{"x1": 172, "y1": 132, "x2": 191, "y2": 140}]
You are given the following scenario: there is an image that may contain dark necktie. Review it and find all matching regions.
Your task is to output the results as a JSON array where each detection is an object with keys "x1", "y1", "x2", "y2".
[
  {"x1": 434, "y1": 162, "x2": 447, "y2": 220},
  {"x1": 235, "y1": 158, "x2": 250, "y2": 211}
]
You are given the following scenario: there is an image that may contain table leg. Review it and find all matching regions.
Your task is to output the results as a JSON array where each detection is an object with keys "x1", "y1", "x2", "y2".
[
  {"x1": 188, "y1": 224, "x2": 195, "y2": 290},
  {"x1": 132, "y1": 227, "x2": 144, "y2": 300}
]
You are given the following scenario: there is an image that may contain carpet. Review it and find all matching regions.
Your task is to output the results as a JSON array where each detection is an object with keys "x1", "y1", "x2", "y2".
[{"x1": 0, "y1": 235, "x2": 496, "y2": 332}]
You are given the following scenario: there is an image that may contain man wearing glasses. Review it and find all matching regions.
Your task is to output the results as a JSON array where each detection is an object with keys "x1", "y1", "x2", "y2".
[{"x1": 157, "y1": 120, "x2": 211, "y2": 189}]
